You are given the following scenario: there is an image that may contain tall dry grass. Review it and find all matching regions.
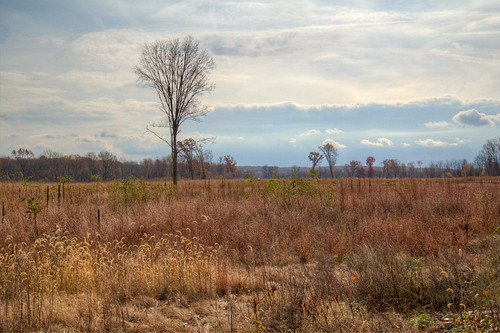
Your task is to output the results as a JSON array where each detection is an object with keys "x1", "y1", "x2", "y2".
[{"x1": 0, "y1": 176, "x2": 499, "y2": 331}]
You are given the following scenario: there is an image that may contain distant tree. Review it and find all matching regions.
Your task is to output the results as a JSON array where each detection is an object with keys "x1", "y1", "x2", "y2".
[
  {"x1": 345, "y1": 160, "x2": 362, "y2": 177},
  {"x1": 11, "y1": 148, "x2": 34, "y2": 160},
  {"x1": 223, "y1": 155, "x2": 238, "y2": 178},
  {"x1": 0, "y1": 157, "x2": 17, "y2": 181},
  {"x1": 308, "y1": 151, "x2": 324, "y2": 173},
  {"x1": 11, "y1": 148, "x2": 34, "y2": 176},
  {"x1": 417, "y1": 160, "x2": 423, "y2": 178},
  {"x1": 177, "y1": 138, "x2": 198, "y2": 179},
  {"x1": 152, "y1": 158, "x2": 168, "y2": 179},
  {"x1": 366, "y1": 156, "x2": 376, "y2": 178},
  {"x1": 98, "y1": 150, "x2": 117, "y2": 180},
  {"x1": 140, "y1": 158, "x2": 154, "y2": 178},
  {"x1": 382, "y1": 159, "x2": 401, "y2": 178},
  {"x1": 461, "y1": 163, "x2": 471, "y2": 177},
  {"x1": 41, "y1": 149, "x2": 62, "y2": 159},
  {"x1": 69, "y1": 154, "x2": 89, "y2": 181},
  {"x1": 401, "y1": 163, "x2": 408, "y2": 177},
  {"x1": 177, "y1": 138, "x2": 213, "y2": 179},
  {"x1": 262, "y1": 165, "x2": 279, "y2": 178},
  {"x1": 475, "y1": 137, "x2": 500, "y2": 176},
  {"x1": 319, "y1": 143, "x2": 338, "y2": 178},
  {"x1": 198, "y1": 148, "x2": 213, "y2": 179},
  {"x1": 134, "y1": 36, "x2": 215, "y2": 186},
  {"x1": 358, "y1": 166, "x2": 366, "y2": 178},
  {"x1": 85, "y1": 152, "x2": 100, "y2": 179},
  {"x1": 407, "y1": 161, "x2": 416, "y2": 178},
  {"x1": 291, "y1": 165, "x2": 303, "y2": 178}
]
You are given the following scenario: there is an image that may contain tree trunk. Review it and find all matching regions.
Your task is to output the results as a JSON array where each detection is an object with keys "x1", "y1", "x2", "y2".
[{"x1": 172, "y1": 132, "x2": 178, "y2": 186}]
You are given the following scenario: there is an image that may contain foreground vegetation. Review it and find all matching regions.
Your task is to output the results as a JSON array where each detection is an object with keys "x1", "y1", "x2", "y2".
[{"x1": 0, "y1": 176, "x2": 499, "y2": 332}]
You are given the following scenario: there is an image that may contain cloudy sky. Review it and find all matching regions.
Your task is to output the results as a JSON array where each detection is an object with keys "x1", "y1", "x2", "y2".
[{"x1": 1, "y1": 0, "x2": 499, "y2": 167}]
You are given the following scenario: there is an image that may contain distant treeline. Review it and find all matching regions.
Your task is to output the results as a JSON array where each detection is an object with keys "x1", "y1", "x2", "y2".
[
  {"x1": 252, "y1": 137, "x2": 499, "y2": 179},
  {"x1": 0, "y1": 149, "x2": 238, "y2": 182},
  {"x1": 1, "y1": 137, "x2": 498, "y2": 182}
]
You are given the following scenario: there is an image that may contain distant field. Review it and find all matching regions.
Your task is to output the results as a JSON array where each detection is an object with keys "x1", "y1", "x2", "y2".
[{"x1": 1, "y1": 177, "x2": 499, "y2": 332}]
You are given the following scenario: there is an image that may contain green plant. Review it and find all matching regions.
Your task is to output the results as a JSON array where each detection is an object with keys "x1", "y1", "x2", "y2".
[
  {"x1": 21, "y1": 175, "x2": 33, "y2": 187},
  {"x1": 241, "y1": 171, "x2": 260, "y2": 199},
  {"x1": 109, "y1": 176, "x2": 149, "y2": 205},
  {"x1": 91, "y1": 174, "x2": 102, "y2": 182},
  {"x1": 255, "y1": 172, "x2": 336, "y2": 208},
  {"x1": 58, "y1": 175, "x2": 74, "y2": 184},
  {"x1": 409, "y1": 312, "x2": 432, "y2": 328},
  {"x1": 25, "y1": 197, "x2": 42, "y2": 236}
]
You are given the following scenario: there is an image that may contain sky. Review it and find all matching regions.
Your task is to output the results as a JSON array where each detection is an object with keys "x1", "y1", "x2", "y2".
[{"x1": 1, "y1": 0, "x2": 499, "y2": 167}]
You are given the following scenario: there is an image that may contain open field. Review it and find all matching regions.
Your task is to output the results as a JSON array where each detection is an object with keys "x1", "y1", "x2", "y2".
[{"x1": 1, "y1": 176, "x2": 499, "y2": 332}]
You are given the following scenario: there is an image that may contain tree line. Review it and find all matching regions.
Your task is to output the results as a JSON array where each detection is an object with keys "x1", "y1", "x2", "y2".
[
  {"x1": 2, "y1": 136, "x2": 497, "y2": 182},
  {"x1": 308, "y1": 137, "x2": 500, "y2": 179},
  {"x1": 1, "y1": 143, "x2": 238, "y2": 182},
  {"x1": 257, "y1": 136, "x2": 500, "y2": 179}
]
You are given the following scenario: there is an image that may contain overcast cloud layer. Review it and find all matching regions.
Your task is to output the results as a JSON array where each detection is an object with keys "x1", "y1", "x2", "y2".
[{"x1": 1, "y1": 0, "x2": 499, "y2": 166}]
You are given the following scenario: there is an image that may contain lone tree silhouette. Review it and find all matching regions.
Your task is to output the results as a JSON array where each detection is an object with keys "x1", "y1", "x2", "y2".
[
  {"x1": 308, "y1": 151, "x2": 324, "y2": 173},
  {"x1": 319, "y1": 143, "x2": 338, "y2": 178},
  {"x1": 134, "y1": 36, "x2": 215, "y2": 186}
]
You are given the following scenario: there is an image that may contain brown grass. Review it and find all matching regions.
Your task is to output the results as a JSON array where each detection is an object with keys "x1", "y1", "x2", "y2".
[{"x1": 0, "y1": 177, "x2": 499, "y2": 332}]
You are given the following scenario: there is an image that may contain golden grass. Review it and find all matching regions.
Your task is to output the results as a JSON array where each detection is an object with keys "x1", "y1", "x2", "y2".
[{"x1": 0, "y1": 177, "x2": 499, "y2": 331}]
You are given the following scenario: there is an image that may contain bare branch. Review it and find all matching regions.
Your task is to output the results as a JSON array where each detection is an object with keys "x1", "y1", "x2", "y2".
[{"x1": 145, "y1": 125, "x2": 171, "y2": 147}]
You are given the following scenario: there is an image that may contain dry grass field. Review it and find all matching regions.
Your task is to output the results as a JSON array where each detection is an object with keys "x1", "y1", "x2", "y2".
[{"x1": 0, "y1": 176, "x2": 499, "y2": 332}]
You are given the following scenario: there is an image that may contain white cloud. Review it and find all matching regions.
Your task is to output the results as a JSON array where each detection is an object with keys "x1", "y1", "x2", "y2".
[
  {"x1": 401, "y1": 142, "x2": 411, "y2": 147},
  {"x1": 325, "y1": 128, "x2": 343, "y2": 135},
  {"x1": 237, "y1": 137, "x2": 245, "y2": 140},
  {"x1": 360, "y1": 138, "x2": 393, "y2": 147},
  {"x1": 289, "y1": 138, "x2": 297, "y2": 144},
  {"x1": 57, "y1": 70, "x2": 135, "y2": 89},
  {"x1": 452, "y1": 109, "x2": 497, "y2": 126},
  {"x1": 67, "y1": 29, "x2": 147, "y2": 71},
  {"x1": 322, "y1": 138, "x2": 346, "y2": 149},
  {"x1": 300, "y1": 129, "x2": 321, "y2": 136},
  {"x1": 424, "y1": 121, "x2": 449, "y2": 128},
  {"x1": 415, "y1": 138, "x2": 471, "y2": 147}
]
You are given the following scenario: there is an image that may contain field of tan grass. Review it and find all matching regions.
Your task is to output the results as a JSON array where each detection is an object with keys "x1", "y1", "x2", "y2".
[{"x1": 1, "y1": 176, "x2": 499, "y2": 332}]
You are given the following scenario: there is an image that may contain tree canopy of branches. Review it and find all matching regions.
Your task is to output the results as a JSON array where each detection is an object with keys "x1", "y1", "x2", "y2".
[
  {"x1": 382, "y1": 159, "x2": 401, "y2": 178},
  {"x1": 319, "y1": 143, "x2": 338, "y2": 178},
  {"x1": 308, "y1": 151, "x2": 324, "y2": 173},
  {"x1": 11, "y1": 148, "x2": 34, "y2": 176},
  {"x1": 366, "y1": 156, "x2": 376, "y2": 178},
  {"x1": 475, "y1": 137, "x2": 500, "y2": 176},
  {"x1": 177, "y1": 138, "x2": 213, "y2": 180},
  {"x1": 98, "y1": 150, "x2": 118, "y2": 180},
  {"x1": 134, "y1": 36, "x2": 215, "y2": 186},
  {"x1": 223, "y1": 155, "x2": 238, "y2": 178},
  {"x1": 345, "y1": 160, "x2": 362, "y2": 177}
]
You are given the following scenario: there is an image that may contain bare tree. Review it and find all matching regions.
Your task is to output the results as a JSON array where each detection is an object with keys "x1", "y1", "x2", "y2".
[
  {"x1": 345, "y1": 160, "x2": 362, "y2": 177},
  {"x1": 197, "y1": 146, "x2": 213, "y2": 179},
  {"x1": 134, "y1": 36, "x2": 215, "y2": 186},
  {"x1": 319, "y1": 143, "x2": 338, "y2": 178},
  {"x1": 366, "y1": 156, "x2": 376, "y2": 178},
  {"x1": 262, "y1": 165, "x2": 279, "y2": 179},
  {"x1": 177, "y1": 138, "x2": 198, "y2": 180},
  {"x1": 475, "y1": 137, "x2": 500, "y2": 176},
  {"x1": 98, "y1": 150, "x2": 117, "y2": 181},
  {"x1": 223, "y1": 155, "x2": 238, "y2": 178},
  {"x1": 382, "y1": 158, "x2": 401, "y2": 178},
  {"x1": 11, "y1": 148, "x2": 34, "y2": 177},
  {"x1": 308, "y1": 151, "x2": 324, "y2": 173}
]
